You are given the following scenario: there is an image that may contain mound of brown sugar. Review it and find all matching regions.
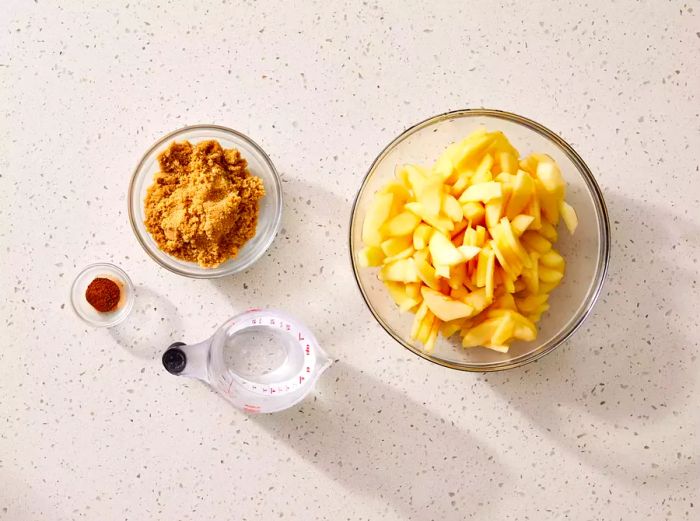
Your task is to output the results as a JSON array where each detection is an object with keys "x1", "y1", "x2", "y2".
[{"x1": 144, "y1": 140, "x2": 265, "y2": 267}]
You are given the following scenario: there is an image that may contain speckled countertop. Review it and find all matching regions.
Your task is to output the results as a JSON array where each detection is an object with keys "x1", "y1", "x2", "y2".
[{"x1": 1, "y1": 1, "x2": 698, "y2": 520}]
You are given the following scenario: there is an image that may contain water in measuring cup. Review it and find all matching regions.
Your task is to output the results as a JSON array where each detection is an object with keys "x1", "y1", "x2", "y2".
[{"x1": 222, "y1": 325, "x2": 305, "y2": 385}]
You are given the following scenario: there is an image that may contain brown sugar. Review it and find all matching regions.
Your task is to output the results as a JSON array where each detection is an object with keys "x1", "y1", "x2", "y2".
[{"x1": 144, "y1": 140, "x2": 265, "y2": 267}]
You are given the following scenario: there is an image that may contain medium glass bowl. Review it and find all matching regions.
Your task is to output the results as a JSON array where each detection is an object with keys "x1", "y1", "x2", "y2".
[
  {"x1": 128, "y1": 125, "x2": 282, "y2": 278},
  {"x1": 350, "y1": 109, "x2": 610, "y2": 371}
]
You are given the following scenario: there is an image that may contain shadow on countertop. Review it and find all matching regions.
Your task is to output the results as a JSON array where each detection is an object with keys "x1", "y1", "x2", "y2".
[
  {"x1": 254, "y1": 361, "x2": 510, "y2": 520},
  {"x1": 109, "y1": 285, "x2": 183, "y2": 361},
  {"x1": 484, "y1": 191, "x2": 700, "y2": 489},
  {"x1": 209, "y1": 177, "x2": 369, "y2": 328}
]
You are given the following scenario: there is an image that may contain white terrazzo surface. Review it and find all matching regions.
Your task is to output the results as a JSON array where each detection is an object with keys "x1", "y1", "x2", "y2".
[{"x1": 1, "y1": 1, "x2": 699, "y2": 519}]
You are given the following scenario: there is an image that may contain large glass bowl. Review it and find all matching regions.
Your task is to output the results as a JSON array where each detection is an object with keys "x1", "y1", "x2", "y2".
[
  {"x1": 128, "y1": 125, "x2": 282, "y2": 278},
  {"x1": 350, "y1": 109, "x2": 610, "y2": 371}
]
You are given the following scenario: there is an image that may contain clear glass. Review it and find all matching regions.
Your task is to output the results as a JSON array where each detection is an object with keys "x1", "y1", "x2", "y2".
[
  {"x1": 349, "y1": 109, "x2": 610, "y2": 371},
  {"x1": 128, "y1": 125, "x2": 283, "y2": 278},
  {"x1": 70, "y1": 263, "x2": 135, "y2": 327},
  {"x1": 165, "y1": 309, "x2": 332, "y2": 413}
]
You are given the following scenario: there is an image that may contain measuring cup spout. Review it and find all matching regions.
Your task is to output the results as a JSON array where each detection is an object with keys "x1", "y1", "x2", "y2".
[{"x1": 162, "y1": 340, "x2": 210, "y2": 381}]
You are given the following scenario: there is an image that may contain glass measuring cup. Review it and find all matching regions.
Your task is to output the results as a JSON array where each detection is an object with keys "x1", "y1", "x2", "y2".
[{"x1": 162, "y1": 309, "x2": 331, "y2": 413}]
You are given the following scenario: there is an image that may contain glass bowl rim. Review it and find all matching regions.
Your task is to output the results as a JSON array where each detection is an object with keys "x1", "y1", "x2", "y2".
[
  {"x1": 127, "y1": 124, "x2": 283, "y2": 279},
  {"x1": 349, "y1": 108, "x2": 611, "y2": 372},
  {"x1": 70, "y1": 262, "x2": 135, "y2": 327}
]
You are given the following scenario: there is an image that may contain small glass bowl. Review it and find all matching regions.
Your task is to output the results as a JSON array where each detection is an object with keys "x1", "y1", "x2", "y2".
[
  {"x1": 70, "y1": 263, "x2": 135, "y2": 327},
  {"x1": 350, "y1": 109, "x2": 610, "y2": 371},
  {"x1": 128, "y1": 125, "x2": 283, "y2": 278}
]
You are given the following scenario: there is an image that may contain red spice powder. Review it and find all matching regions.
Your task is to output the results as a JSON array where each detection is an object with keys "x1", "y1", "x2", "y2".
[{"x1": 85, "y1": 277, "x2": 121, "y2": 312}]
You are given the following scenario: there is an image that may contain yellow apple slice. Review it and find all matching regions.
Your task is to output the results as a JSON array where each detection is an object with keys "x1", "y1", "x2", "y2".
[
  {"x1": 505, "y1": 170, "x2": 535, "y2": 220},
  {"x1": 483, "y1": 247, "x2": 496, "y2": 300},
  {"x1": 424, "y1": 317, "x2": 441, "y2": 351},
  {"x1": 491, "y1": 314, "x2": 515, "y2": 345},
  {"x1": 450, "y1": 170, "x2": 473, "y2": 197},
  {"x1": 414, "y1": 248, "x2": 440, "y2": 291},
  {"x1": 383, "y1": 247, "x2": 415, "y2": 264},
  {"x1": 448, "y1": 262, "x2": 467, "y2": 290},
  {"x1": 462, "y1": 318, "x2": 501, "y2": 347},
  {"x1": 462, "y1": 201, "x2": 485, "y2": 225},
  {"x1": 362, "y1": 191, "x2": 393, "y2": 246},
  {"x1": 463, "y1": 226, "x2": 477, "y2": 246},
  {"x1": 463, "y1": 287, "x2": 491, "y2": 313},
  {"x1": 358, "y1": 246, "x2": 385, "y2": 267},
  {"x1": 432, "y1": 141, "x2": 461, "y2": 181},
  {"x1": 470, "y1": 154, "x2": 494, "y2": 184},
  {"x1": 521, "y1": 231, "x2": 552, "y2": 254},
  {"x1": 421, "y1": 286, "x2": 475, "y2": 322},
  {"x1": 560, "y1": 200, "x2": 578, "y2": 234},
  {"x1": 429, "y1": 232, "x2": 465, "y2": 267},
  {"x1": 539, "y1": 220, "x2": 558, "y2": 241},
  {"x1": 385, "y1": 281, "x2": 420, "y2": 312},
  {"x1": 510, "y1": 214, "x2": 534, "y2": 236},
  {"x1": 379, "y1": 258, "x2": 419, "y2": 283},
  {"x1": 496, "y1": 151, "x2": 518, "y2": 175},
  {"x1": 405, "y1": 282, "x2": 422, "y2": 299},
  {"x1": 539, "y1": 249, "x2": 565, "y2": 271},
  {"x1": 475, "y1": 225, "x2": 487, "y2": 246},
  {"x1": 498, "y1": 217, "x2": 532, "y2": 268},
  {"x1": 434, "y1": 264, "x2": 451, "y2": 279},
  {"x1": 459, "y1": 181, "x2": 502, "y2": 203},
  {"x1": 416, "y1": 176, "x2": 443, "y2": 217},
  {"x1": 442, "y1": 193, "x2": 464, "y2": 222},
  {"x1": 412, "y1": 223, "x2": 433, "y2": 250},
  {"x1": 404, "y1": 202, "x2": 454, "y2": 234},
  {"x1": 484, "y1": 197, "x2": 505, "y2": 228},
  {"x1": 535, "y1": 160, "x2": 565, "y2": 196},
  {"x1": 381, "y1": 211, "x2": 421, "y2": 237},
  {"x1": 539, "y1": 266, "x2": 564, "y2": 284},
  {"x1": 380, "y1": 236, "x2": 413, "y2": 257},
  {"x1": 452, "y1": 131, "x2": 495, "y2": 172},
  {"x1": 410, "y1": 301, "x2": 429, "y2": 339}
]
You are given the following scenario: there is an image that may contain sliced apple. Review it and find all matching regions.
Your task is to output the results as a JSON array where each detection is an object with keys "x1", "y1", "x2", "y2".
[
  {"x1": 442, "y1": 193, "x2": 463, "y2": 222},
  {"x1": 412, "y1": 223, "x2": 433, "y2": 250},
  {"x1": 362, "y1": 191, "x2": 393, "y2": 246},
  {"x1": 379, "y1": 258, "x2": 419, "y2": 283},
  {"x1": 381, "y1": 211, "x2": 421, "y2": 237},
  {"x1": 560, "y1": 200, "x2": 578, "y2": 234},
  {"x1": 539, "y1": 249, "x2": 565, "y2": 271},
  {"x1": 357, "y1": 246, "x2": 385, "y2": 267},
  {"x1": 462, "y1": 201, "x2": 485, "y2": 224},
  {"x1": 511, "y1": 214, "x2": 534, "y2": 236},
  {"x1": 404, "y1": 202, "x2": 454, "y2": 234},
  {"x1": 380, "y1": 236, "x2": 413, "y2": 257},
  {"x1": 505, "y1": 170, "x2": 535, "y2": 220},
  {"x1": 520, "y1": 231, "x2": 552, "y2": 254},
  {"x1": 429, "y1": 232, "x2": 465, "y2": 267},
  {"x1": 459, "y1": 181, "x2": 502, "y2": 203},
  {"x1": 385, "y1": 281, "x2": 421, "y2": 312},
  {"x1": 414, "y1": 248, "x2": 441, "y2": 290},
  {"x1": 421, "y1": 287, "x2": 475, "y2": 322},
  {"x1": 470, "y1": 154, "x2": 494, "y2": 184}
]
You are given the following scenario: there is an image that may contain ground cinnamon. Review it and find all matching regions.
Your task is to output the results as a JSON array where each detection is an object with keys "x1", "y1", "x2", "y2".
[{"x1": 85, "y1": 278, "x2": 121, "y2": 312}]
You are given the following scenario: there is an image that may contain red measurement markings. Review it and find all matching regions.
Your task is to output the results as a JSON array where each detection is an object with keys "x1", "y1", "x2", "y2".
[{"x1": 299, "y1": 375, "x2": 305, "y2": 384}]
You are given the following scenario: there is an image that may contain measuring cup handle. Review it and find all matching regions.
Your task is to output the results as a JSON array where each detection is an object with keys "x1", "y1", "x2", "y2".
[
  {"x1": 162, "y1": 340, "x2": 210, "y2": 381},
  {"x1": 162, "y1": 343, "x2": 187, "y2": 374}
]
